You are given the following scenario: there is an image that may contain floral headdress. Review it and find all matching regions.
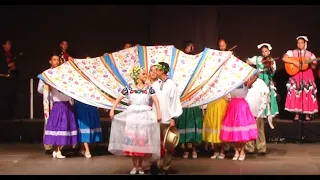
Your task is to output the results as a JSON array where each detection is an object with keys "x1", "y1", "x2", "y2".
[
  {"x1": 131, "y1": 66, "x2": 142, "y2": 84},
  {"x1": 155, "y1": 62, "x2": 169, "y2": 73}
]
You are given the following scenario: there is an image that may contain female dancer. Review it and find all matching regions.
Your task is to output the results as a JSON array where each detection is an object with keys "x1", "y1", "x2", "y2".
[
  {"x1": 43, "y1": 54, "x2": 78, "y2": 159},
  {"x1": 246, "y1": 43, "x2": 279, "y2": 120},
  {"x1": 202, "y1": 94, "x2": 230, "y2": 159},
  {"x1": 177, "y1": 41, "x2": 203, "y2": 159},
  {"x1": 74, "y1": 57, "x2": 102, "y2": 158},
  {"x1": 219, "y1": 82, "x2": 258, "y2": 161},
  {"x1": 282, "y1": 36, "x2": 318, "y2": 121},
  {"x1": 202, "y1": 39, "x2": 231, "y2": 159},
  {"x1": 108, "y1": 66, "x2": 162, "y2": 175}
]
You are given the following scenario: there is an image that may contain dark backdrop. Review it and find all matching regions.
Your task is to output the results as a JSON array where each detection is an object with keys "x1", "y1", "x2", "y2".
[{"x1": 1, "y1": 5, "x2": 319, "y2": 119}]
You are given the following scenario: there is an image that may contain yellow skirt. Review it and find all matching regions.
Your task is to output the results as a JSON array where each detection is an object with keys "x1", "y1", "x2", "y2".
[{"x1": 202, "y1": 98, "x2": 228, "y2": 143}]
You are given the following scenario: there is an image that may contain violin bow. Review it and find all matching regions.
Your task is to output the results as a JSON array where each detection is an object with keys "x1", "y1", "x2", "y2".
[{"x1": 228, "y1": 45, "x2": 237, "y2": 51}]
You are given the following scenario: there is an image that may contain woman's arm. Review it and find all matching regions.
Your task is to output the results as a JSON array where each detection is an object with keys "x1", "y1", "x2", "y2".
[
  {"x1": 151, "y1": 95, "x2": 161, "y2": 122},
  {"x1": 109, "y1": 96, "x2": 124, "y2": 119}
]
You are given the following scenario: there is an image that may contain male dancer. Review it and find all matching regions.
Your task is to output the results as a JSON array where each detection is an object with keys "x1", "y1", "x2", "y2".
[
  {"x1": 37, "y1": 53, "x2": 61, "y2": 154},
  {"x1": 153, "y1": 62, "x2": 183, "y2": 175},
  {"x1": 245, "y1": 73, "x2": 269, "y2": 155}
]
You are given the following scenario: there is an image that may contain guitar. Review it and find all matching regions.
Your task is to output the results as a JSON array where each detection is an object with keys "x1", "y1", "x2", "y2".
[{"x1": 285, "y1": 57, "x2": 320, "y2": 76}]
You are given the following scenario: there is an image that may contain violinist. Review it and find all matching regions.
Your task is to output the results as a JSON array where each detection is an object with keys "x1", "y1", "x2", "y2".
[
  {"x1": 246, "y1": 43, "x2": 279, "y2": 122},
  {"x1": 282, "y1": 36, "x2": 318, "y2": 121}
]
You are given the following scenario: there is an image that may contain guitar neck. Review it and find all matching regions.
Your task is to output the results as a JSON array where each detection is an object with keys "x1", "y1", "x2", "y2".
[{"x1": 306, "y1": 58, "x2": 320, "y2": 64}]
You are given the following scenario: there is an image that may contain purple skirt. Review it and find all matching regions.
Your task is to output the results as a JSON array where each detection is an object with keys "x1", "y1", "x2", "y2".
[{"x1": 43, "y1": 101, "x2": 78, "y2": 146}]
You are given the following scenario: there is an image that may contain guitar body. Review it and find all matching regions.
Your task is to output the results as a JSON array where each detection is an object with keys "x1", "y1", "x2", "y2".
[{"x1": 285, "y1": 57, "x2": 309, "y2": 76}]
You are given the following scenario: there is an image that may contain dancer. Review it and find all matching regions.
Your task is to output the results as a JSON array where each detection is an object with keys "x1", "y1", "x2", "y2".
[
  {"x1": 245, "y1": 73, "x2": 269, "y2": 155},
  {"x1": 220, "y1": 81, "x2": 258, "y2": 161},
  {"x1": 202, "y1": 39, "x2": 232, "y2": 158},
  {"x1": 202, "y1": 94, "x2": 230, "y2": 159},
  {"x1": 177, "y1": 41, "x2": 203, "y2": 159},
  {"x1": 153, "y1": 62, "x2": 183, "y2": 174},
  {"x1": 108, "y1": 66, "x2": 162, "y2": 175},
  {"x1": 246, "y1": 43, "x2": 279, "y2": 121},
  {"x1": 42, "y1": 54, "x2": 78, "y2": 159},
  {"x1": 37, "y1": 53, "x2": 59, "y2": 154},
  {"x1": 74, "y1": 56, "x2": 102, "y2": 158},
  {"x1": 282, "y1": 36, "x2": 318, "y2": 121}
]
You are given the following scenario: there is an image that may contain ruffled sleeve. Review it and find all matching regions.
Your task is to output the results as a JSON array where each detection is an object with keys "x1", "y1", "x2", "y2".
[
  {"x1": 149, "y1": 86, "x2": 156, "y2": 96},
  {"x1": 120, "y1": 86, "x2": 129, "y2": 97}
]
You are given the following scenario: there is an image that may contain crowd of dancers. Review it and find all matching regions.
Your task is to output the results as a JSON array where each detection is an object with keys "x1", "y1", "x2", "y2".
[{"x1": 34, "y1": 35, "x2": 319, "y2": 175}]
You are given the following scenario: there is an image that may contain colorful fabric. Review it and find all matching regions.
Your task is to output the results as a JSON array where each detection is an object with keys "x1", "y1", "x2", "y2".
[
  {"x1": 202, "y1": 97, "x2": 229, "y2": 143},
  {"x1": 38, "y1": 46, "x2": 258, "y2": 109},
  {"x1": 177, "y1": 106, "x2": 203, "y2": 144},
  {"x1": 220, "y1": 98, "x2": 258, "y2": 142},
  {"x1": 74, "y1": 101, "x2": 102, "y2": 143},
  {"x1": 43, "y1": 101, "x2": 78, "y2": 146}
]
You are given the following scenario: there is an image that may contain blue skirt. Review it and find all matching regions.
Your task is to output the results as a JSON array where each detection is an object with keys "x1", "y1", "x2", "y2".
[{"x1": 75, "y1": 101, "x2": 102, "y2": 143}]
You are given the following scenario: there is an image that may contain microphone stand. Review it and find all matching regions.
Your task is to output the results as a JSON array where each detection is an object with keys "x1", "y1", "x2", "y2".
[{"x1": 298, "y1": 59, "x2": 306, "y2": 144}]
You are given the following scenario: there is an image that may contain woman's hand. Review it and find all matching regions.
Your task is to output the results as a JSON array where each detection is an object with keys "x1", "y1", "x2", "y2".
[
  {"x1": 68, "y1": 57, "x2": 74, "y2": 61},
  {"x1": 157, "y1": 114, "x2": 162, "y2": 122},
  {"x1": 169, "y1": 119, "x2": 175, "y2": 127},
  {"x1": 109, "y1": 110, "x2": 115, "y2": 120}
]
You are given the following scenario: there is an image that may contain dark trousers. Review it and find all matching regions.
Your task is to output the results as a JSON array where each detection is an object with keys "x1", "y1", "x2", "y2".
[{"x1": 0, "y1": 77, "x2": 18, "y2": 120}]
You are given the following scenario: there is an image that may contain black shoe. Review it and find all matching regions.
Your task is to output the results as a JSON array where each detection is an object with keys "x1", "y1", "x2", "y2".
[
  {"x1": 258, "y1": 152, "x2": 266, "y2": 156},
  {"x1": 158, "y1": 170, "x2": 168, "y2": 175}
]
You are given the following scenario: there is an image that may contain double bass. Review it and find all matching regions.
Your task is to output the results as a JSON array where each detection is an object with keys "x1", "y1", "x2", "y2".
[{"x1": 284, "y1": 56, "x2": 320, "y2": 76}]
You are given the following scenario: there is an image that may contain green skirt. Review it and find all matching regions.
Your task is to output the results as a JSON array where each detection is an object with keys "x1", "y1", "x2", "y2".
[{"x1": 177, "y1": 107, "x2": 203, "y2": 144}]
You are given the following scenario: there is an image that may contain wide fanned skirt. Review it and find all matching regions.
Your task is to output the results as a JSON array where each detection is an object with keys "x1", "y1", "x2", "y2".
[
  {"x1": 43, "y1": 101, "x2": 78, "y2": 146},
  {"x1": 108, "y1": 105, "x2": 160, "y2": 162},
  {"x1": 220, "y1": 98, "x2": 258, "y2": 142}
]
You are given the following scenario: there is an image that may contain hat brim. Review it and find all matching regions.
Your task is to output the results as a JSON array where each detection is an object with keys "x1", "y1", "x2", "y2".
[{"x1": 163, "y1": 126, "x2": 180, "y2": 150}]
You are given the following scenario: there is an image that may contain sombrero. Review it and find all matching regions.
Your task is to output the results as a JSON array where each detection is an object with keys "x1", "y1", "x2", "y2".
[{"x1": 163, "y1": 126, "x2": 180, "y2": 151}]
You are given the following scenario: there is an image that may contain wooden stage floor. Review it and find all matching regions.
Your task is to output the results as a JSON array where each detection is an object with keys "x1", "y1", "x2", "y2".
[{"x1": 0, "y1": 143, "x2": 320, "y2": 175}]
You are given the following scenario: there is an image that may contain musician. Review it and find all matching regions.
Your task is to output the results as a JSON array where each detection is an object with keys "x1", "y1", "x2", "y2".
[
  {"x1": 58, "y1": 40, "x2": 72, "y2": 64},
  {"x1": 246, "y1": 43, "x2": 279, "y2": 122},
  {"x1": 124, "y1": 42, "x2": 132, "y2": 49},
  {"x1": 282, "y1": 36, "x2": 318, "y2": 121},
  {"x1": 0, "y1": 40, "x2": 19, "y2": 120}
]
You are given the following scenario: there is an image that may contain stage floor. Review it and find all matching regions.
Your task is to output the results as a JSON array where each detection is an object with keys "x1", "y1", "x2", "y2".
[{"x1": 1, "y1": 143, "x2": 320, "y2": 175}]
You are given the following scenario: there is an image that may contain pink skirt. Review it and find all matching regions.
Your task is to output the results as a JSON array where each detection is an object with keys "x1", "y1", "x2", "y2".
[{"x1": 220, "y1": 98, "x2": 258, "y2": 142}]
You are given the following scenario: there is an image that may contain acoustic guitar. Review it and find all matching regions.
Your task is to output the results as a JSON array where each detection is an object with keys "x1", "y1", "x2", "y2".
[{"x1": 285, "y1": 57, "x2": 320, "y2": 76}]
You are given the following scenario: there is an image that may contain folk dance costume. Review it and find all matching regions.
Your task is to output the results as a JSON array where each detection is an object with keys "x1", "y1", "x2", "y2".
[
  {"x1": 108, "y1": 85, "x2": 161, "y2": 161},
  {"x1": 245, "y1": 78, "x2": 270, "y2": 154},
  {"x1": 220, "y1": 85, "x2": 258, "y2": 142},
  {"x1": 284, "y1": 36, "x2": 318, "y2": 118},
  {"x1": 152, "y1": 75, "x2": 183, "y2": 171},
  {"x1": 43, "y1": 88, "x2": 78, "y2": 152},
  {"x1": 247, "y1": 43, "x2": 279, "y2": 121},
  {"x1": 74, "y1": 101, "x2": 102, "y2": 144},
  {"x1": 202, "y1": 95, "x2": 230, "y2": 159},
  {"x1": 177, "y1": 41, "x2": 203, "y2": 159},
  {"x1": 37, "y1": 79, "x2": 53, "y2": 151}
]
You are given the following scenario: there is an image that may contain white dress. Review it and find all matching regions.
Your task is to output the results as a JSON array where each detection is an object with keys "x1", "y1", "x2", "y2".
[{"x1": 108, "y1": 84, "x2": 160, "y2": 161}]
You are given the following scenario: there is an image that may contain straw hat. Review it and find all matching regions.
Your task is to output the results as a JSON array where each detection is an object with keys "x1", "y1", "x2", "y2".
[{"x1": 163, "y1": 126, "x2": 180, "y2": 151}]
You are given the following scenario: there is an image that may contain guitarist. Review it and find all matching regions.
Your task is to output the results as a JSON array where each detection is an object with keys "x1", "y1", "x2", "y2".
[
  {"x1": 282, "y1": 36, "x2": 318, "y2": 121},
  {"x1": 0, "y1": 40, "x2": 19, "y2": 120},
  {"x1": 246, "y1": 43, "x2": 279, "y2": 127}
]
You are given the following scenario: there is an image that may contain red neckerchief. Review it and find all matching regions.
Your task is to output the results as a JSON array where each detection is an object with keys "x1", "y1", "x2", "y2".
[{"x1": 160, "y1": 76, "x2": 168, "y2": 91}]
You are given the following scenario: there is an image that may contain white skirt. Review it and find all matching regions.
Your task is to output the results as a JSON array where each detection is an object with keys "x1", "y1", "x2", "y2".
[{"x1": 108, "y1": 105, "x2": 161, "y2": 161}]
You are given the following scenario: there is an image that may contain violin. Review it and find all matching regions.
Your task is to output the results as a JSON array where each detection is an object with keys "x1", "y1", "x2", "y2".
[{"x1": 261, "y1": 56, "x2": 278, "y2": 73}]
